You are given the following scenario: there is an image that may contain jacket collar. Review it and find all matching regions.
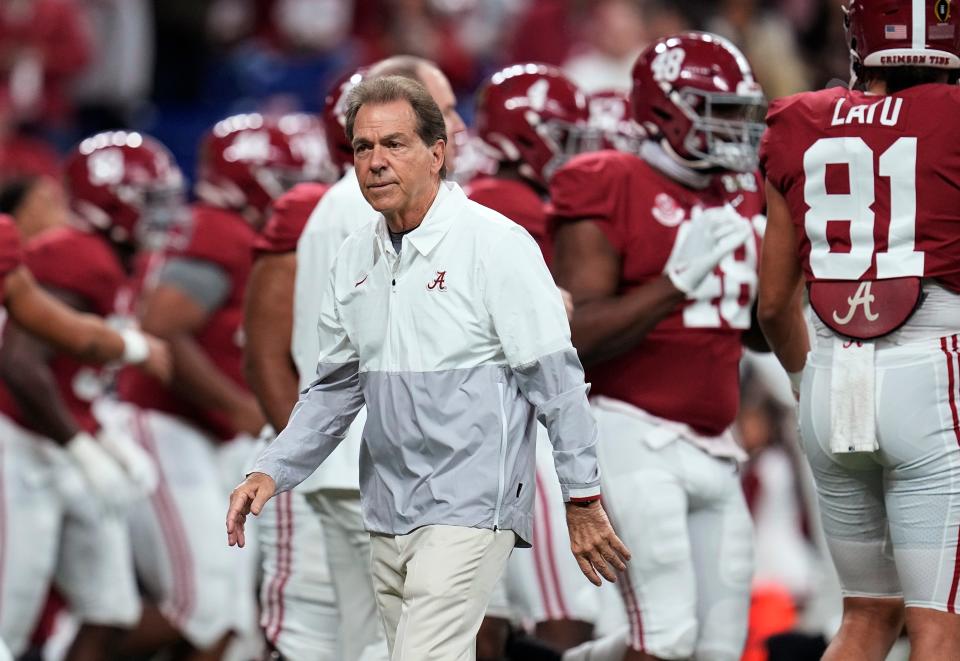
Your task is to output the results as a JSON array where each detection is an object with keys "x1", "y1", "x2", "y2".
[{"x1": 374, "y1": 180, "x2": 465, "y2": 257}]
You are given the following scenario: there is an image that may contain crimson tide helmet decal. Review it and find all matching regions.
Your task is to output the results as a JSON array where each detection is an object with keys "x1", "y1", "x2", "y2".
[{"x1": 845, "y1": 0, "x2": 960, "y2": 73}]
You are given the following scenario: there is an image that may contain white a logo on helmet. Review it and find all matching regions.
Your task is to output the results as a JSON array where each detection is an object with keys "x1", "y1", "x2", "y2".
[
  {"x1": 526, "y1": 78, "x2": 550, "y2": 112},
  {"x1": 225, "y1": 131, "x2": 271, "y2": 163},
  {"x1": 88, "y1": 148, "x2": 125, "y2": 186}
]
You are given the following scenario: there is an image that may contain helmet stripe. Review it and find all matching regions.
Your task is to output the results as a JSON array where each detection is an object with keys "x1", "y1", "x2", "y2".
[{"x1": 914, "y1": 0, "x2": 926, "y2": 49}]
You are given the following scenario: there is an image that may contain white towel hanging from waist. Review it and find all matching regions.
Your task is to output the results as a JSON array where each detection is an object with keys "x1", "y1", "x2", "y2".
[{"x1": 829, "y1": 338, "x2": 879, "y2": 454}]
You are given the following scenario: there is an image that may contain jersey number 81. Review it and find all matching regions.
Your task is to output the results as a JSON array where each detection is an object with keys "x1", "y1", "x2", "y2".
[{"x1": 803, "y1": 136, "x2": 924, "y2": 280}]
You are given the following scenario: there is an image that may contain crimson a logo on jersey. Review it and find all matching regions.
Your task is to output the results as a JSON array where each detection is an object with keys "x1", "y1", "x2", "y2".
[
  {"x1": 427, "y1": 271, "x2": 447, "y2": 291},
  {"x1": 809, "y1": 278, "x2": 922, "y2": 340}
]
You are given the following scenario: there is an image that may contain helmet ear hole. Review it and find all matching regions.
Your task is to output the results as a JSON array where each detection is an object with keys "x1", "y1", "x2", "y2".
[{"x1": 652, "y1": 107, "x2": 673, "y2": 122}]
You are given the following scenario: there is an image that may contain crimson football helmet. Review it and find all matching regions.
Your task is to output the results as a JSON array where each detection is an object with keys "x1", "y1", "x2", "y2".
[
  {"x1": 475, "y1": 63, "x2": 590, "y2": 187},
  {"x1": 322, "y1": 69, "x2": 365, "y2": 173},
  {"x1": 196, "y1": 112, "x2": 333, "y2": 225},
  {"x1": 631, "y1": 32, "x2": 765, "y2": 173},
  {"x1": 587, "y1": 89, "x2": 646, "y2": 155},
  {"x1": 276, "y1": 112, "x2": 340, "y2": 184},
  {"x1": 845, "y1": 0, "x2": 960, "y2": 81},
  {"x1": 64, "y1": 131, "x2": 186, "y2": 249}
]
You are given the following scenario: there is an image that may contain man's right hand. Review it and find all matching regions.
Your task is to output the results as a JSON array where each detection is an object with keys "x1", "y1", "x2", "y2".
[{"x1": 226, "y1": 472, "x2": 276, "y2": 548}]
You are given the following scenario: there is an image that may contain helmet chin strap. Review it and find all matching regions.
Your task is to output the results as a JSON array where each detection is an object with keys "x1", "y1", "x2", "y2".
[{"x1": 644, "y1": 140, "x2": 712, "y2": 190}]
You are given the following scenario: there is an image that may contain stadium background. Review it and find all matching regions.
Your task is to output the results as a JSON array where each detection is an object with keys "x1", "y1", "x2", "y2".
[
  {"x1": 0, "y1": 1, "x2": 894, "y2": 660},
  {"x1": 0, "y1": 0, "x2": 847, "y2": 186}
]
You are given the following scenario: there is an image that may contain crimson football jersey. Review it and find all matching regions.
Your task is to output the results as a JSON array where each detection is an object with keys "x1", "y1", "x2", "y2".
[
  {"x1": 0, "y1": 226, "x2": 124, "y2": 433},
  {"x1": 0, "y1": 214, "x2": 21, "y2": 306},
  {"x1": 551, "y1": 150, "x2": 763, "y2": 435},
  {"x1": 762, "y1": 85, "x2": 960, "y2": 294},
  {"x1": 253, "y1": 182, "x2": 330, "y2": 256},
  {"x1": 465, "y1": 176, "x2": 552, "y2": 266},
  {"x1": 119, "y1": 204, "x2": 257, "y2": 440}
]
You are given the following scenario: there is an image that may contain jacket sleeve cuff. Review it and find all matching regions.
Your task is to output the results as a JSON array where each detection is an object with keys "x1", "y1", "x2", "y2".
[{"x1": 564, "y1": 484, "x2": 602, "y2": 502}]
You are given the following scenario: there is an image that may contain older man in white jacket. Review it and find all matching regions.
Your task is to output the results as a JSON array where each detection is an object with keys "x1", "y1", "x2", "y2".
[{"x1": 228, "y1": 75, "x2": 629, "y2": 661}]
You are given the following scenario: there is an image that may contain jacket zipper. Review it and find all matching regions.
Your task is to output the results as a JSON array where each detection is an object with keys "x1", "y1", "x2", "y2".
[
  {"x1": 384, "y1": 243, "x2": 400, "y2": 367},
  {"x1": 493, "y1": 381, "x2": 509, "y2": 530}
]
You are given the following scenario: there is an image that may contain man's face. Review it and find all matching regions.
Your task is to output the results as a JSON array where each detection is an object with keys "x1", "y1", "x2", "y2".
[
  {"x1": 418, "y1": 65, "x2": 465, "y2": 170},
  {"x1": 352, "y1": 99, "x2": 444, "y2": 216}
]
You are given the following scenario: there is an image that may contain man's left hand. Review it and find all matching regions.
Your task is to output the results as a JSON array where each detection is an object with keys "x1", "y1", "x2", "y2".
[{"x1": 565, "y1": 500, "x2": 631, "y2": 586}]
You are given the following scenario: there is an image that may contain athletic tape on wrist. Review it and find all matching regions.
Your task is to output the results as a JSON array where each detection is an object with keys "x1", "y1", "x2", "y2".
[{"x1": 121, "y1": 329, "x2": 150, "y2": 364}]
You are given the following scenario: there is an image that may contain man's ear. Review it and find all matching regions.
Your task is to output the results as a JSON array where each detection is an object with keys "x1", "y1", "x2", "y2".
[{"x1": 430, "y1": 139, "x2": 446, "y2": 176}]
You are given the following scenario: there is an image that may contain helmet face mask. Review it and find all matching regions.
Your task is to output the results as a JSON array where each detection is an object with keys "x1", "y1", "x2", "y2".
[
  {"x1": 674, "y1": 87, "x2": 767, "y2": 173},
  {"x1": 531, "y1": 117, "x2": 592, "y2": 182},
  {"x1": 136, "y1": 182, "x2": 189, "y2": 251}
]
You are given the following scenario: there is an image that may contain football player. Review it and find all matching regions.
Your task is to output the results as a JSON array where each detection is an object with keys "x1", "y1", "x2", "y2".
[
  {"x1": 105, "y1": 113, "x2": 319, "y2": 659},
  {"x1": 758, "y1": 2, "x2": 960, "y2": 658},
  {"x1": 468, "y1": 62, "x2": 600, "y2": 654},
  {"x1": 585, "y1": 90, "x2": 645, "y2": 156},
  {"x1": 552, "y1": 33, "x2": 766, "y2": 661},
  {"x1": 0, "y1": 132, "x2": 178, "y2": 658}
]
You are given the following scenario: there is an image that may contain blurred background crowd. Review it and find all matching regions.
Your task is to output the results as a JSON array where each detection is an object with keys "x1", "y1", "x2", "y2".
[{"x1": 0, "y1": 0, "x2": 848, "y2": 188}]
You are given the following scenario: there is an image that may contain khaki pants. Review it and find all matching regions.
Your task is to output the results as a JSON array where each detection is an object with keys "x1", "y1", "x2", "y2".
[{"x1": 370, "y1": 525, "x2": 515, "y2": 661}]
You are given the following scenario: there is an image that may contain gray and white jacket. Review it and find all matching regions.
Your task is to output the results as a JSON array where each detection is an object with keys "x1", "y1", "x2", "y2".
[{"x1": 252, "y1": 181, "x2": 600, "y2": 545}]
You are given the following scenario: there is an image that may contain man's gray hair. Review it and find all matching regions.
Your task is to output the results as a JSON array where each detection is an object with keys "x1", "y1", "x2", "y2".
[{"x1": 345, "y1": 75, "x2": 448, "y2": 179}]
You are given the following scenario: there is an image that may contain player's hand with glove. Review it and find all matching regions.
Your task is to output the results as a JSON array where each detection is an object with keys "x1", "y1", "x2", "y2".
[
  {"x1": 226, "y1": 471, "x2": 276, "y2": 548},
  {"x1": 665, "y1": 204, "x2": 753, "y2": 295},
  {"x1": 566, "y1": 499, "x2": 632, "y2": 586},
  {"x1": 66, "y1": 431, "x2": 138, "y2": 513},
  {"x1": 96, "y1": 428, "x2": 159, "y2": 497}
]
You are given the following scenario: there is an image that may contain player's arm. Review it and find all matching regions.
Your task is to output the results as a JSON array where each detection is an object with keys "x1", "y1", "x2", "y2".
[
  {"x1": 0, "y1": 284, "x2": 158, "y2": 506},
  {"x1": 243, "y1": 252, "x2": 299, "y2": 431},
  {"x1": 3, "y1": 265, "x2": 170, "y2": 379},
  {"x1": 757, "y1": 181, "x2": 808, "y2": 376},
  {"x1": 553, "y1": 220, "x2": 685, "y2": 366},
  {"x1": 139, "y1": 258, "x2": 265, "y2": 436},
  {"x1": 0, "y1": 287, "x2": 85, "y2": 445},
  {"x1": 742, "y1": 303, "x2": 772, "y2": 352}
]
